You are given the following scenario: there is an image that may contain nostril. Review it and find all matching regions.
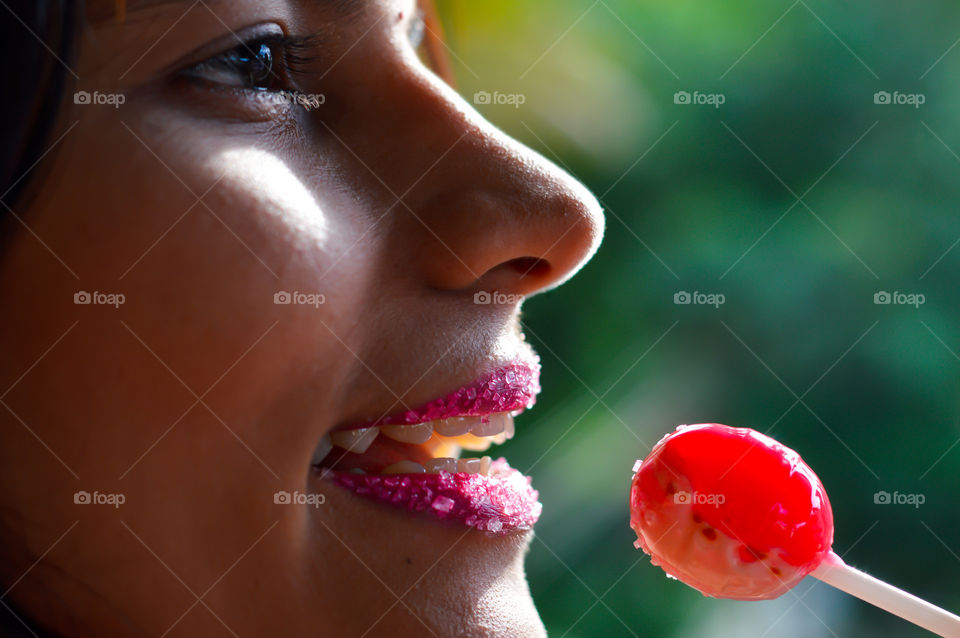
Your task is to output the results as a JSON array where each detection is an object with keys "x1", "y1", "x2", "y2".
[
  {"x1": 505, "y1": 257, "x2": 550, "y2": 279},
  {"x1": 471, "y1": 257, "x2": 553, "y2": 298}
]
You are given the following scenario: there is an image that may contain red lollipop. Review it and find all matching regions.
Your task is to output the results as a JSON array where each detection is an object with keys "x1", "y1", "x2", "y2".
[{"x1": 631, "y1": 424, "x2": 960, "y2": 636}]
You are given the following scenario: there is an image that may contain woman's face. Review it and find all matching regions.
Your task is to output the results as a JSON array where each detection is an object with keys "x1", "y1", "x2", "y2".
[{"x1": 0, "y1": 1, "x2": 602, "y2": 636}]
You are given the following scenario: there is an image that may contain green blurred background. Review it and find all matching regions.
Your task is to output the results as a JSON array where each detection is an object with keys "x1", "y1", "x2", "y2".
[{"x1": 436, "y1": 1, "x2": 960, "y2": 636}]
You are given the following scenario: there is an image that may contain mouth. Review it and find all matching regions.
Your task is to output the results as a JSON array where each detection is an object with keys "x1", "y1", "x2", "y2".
[{"x1": 310, "y1": 360, "x2": 542, "y2": 535}]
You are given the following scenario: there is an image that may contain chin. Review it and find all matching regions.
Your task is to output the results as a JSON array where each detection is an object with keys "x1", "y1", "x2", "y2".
[{"x1": 300, "y1": 480, "x2": 546, "y2": 638}]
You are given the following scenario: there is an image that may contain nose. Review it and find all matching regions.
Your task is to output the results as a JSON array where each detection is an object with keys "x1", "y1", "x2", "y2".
[
  {"x1": 412, "y1": 131, "x2": 605, "y2": 297},
  {"x1": 335, "y1": 58, "x2": 605, "y2": 300}
]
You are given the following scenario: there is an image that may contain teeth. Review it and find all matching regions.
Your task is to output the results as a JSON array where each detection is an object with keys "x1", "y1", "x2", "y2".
[
  {"x1": 320, "y1": 412, "x2": 515, "y2": 471},
  {"x1": 311, "y1": 435, "x2": 333, "y2": 465},
  {"x1": 377, "y1": 456, "x2": 494, "y2": 476},
  {"x1": 434, "y1": 417, "x2": 474, "y2": 437},
  {"x1": 382, "y1": 460, "x2": 427, "y2": 474},
  {"x1": 331, "y1": 427, "x2": 379, "y2": 454},
  {"x1": 490, "y1": 417, "x2": 514, "y2": 445},
  {"x1": 471, "y1": 413, "x2": 510, "y2": 437},
  {"x1": 424, "y1": 457, "x2": 458, "y2": 473},
  {"x1": 380, "y1": 423, "x2": 433, "y2": 444},
  {"x1": 457, "y1": 458, "x2": 482, "y2": 474}
]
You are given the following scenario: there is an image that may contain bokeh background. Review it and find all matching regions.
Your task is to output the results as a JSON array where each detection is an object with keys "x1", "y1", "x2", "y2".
[{"x1": 435, "y1": 1, "x2": 960, "y2": 636}]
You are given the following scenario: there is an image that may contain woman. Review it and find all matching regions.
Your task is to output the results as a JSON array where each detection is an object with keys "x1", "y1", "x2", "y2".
[{"x1": 0, "y1": 0, "x2": 603, "y2": 636}]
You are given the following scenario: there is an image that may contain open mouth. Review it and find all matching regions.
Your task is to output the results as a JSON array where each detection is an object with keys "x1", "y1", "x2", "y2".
[{"x1": 310, "y1": 361, "x2": 542, "y2": 535}]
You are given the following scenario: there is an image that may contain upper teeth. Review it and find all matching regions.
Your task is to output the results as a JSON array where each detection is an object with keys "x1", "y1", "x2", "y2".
[
  {"x1": 315, "y1": 412, "x2": 515, "y2": 466},
  {"x1": 329, "y1": 427, "x2": 380, "y2": 454},
  {"x1": 380, "y1": 422, "x2": 433, "y2": 444},
  {"x1": 311, "y1": 434, "x2": 334, "y2": 465},
  {"x1": 434, "y1": 417, "x2": 472, "y2": 436}
]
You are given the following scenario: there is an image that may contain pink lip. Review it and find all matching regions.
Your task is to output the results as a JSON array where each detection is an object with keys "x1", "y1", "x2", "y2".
[
  {"x1": 323, "y1": 360, "x2": 543, "y2": 534},
  {"x1": 340, "y1": 359, "x2": 542, "y2": 429},
  {"x1": 325, "y1": 458, "x2": 541, "y2": 535}
]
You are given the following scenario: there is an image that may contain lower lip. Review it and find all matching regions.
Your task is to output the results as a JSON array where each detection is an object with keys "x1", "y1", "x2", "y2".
[{"x1": 322, "y1": 458, "x2": 541, "y2": 535}]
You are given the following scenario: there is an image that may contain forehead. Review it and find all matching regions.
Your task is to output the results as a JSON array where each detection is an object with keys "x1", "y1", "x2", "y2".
[{"x1": 87, "y1": 0, "x2": 368, "y2": 23}]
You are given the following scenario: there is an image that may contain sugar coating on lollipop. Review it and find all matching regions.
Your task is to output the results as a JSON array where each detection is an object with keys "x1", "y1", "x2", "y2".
[{"x1": 630, "y1": 424, "x2": 834, "y2": 600}]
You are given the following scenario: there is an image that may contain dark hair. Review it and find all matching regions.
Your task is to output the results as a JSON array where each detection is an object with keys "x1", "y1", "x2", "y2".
[
  {"x1": 1, "y1": 0, "x2": 82, "y2": 211},
  {"x1": 1, "y1": 4, "x2": 80, "y2": 633}
]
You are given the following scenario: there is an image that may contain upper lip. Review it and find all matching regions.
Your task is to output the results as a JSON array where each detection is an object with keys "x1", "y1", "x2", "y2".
[{"x1": 335, "y1": 357, "x2": 541, "y2": 431}]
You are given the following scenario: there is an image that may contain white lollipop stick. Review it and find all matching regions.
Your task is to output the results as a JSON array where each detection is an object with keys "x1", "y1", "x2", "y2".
[{"x1": 811, "y1": 551, "x2": 960, "y2": 637}]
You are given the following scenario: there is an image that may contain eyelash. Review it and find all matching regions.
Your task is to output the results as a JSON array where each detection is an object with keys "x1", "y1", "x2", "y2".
[{"x1": 183, "y1": 12, "x2": 428, "y2": 94}]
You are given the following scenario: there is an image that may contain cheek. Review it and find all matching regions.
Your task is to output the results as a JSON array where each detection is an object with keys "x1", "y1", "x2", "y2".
[
  {"x1": 3, "y1": 123, "x2": 378, "y2": 487},
  {"x1": 214, "y1": 148, "x2": 332, "y2": 263},
  {"x1": 112, "y1": 143, "x2": 378, "y2": 445}
]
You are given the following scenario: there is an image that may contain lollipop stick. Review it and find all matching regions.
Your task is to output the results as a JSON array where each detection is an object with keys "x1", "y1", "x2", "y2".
[{"x1": 811, "y1": 552, "x2": 960, "y2": 637}]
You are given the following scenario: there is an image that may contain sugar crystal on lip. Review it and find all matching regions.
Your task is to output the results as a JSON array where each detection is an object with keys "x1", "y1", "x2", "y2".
[
  {"x1": 432, "y1": 496, "x2": 455, "y2": 513},
  {"x1": 360, "y1": 360, "x2": 541, "y2": 427},
  {"x1": 329, "y1": 458, "x2": 540, "y2": 535}
]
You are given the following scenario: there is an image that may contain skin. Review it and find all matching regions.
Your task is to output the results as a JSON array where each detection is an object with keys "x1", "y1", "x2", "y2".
[{"x1": 0, "y1": 0, "x2": 603, "y2": 636}]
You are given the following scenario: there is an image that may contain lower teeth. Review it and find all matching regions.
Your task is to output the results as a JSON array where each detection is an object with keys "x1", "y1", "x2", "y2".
[
  {"x1": 380, "y1": 456, "x2": 492, "y2": 476},
  {"x1": 424, "y1": 457, "x2": 457, "y2": 473},
  {"x1": 382, "y1": 460, "x2": 427, "y2": 474}
]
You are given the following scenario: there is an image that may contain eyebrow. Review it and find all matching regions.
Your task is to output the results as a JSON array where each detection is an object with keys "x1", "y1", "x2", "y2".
[{"x1": 87, "y1": 0, "x2": 189, "y2": 24}]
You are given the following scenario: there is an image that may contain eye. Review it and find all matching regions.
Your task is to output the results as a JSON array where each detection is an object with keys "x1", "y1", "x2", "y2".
[
  {"x1": 182, "y1": 35, "x2": 315, "y2": 92},
  {"x1": 184, "y1": 40, "x2": 281, "y2": 90}
]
